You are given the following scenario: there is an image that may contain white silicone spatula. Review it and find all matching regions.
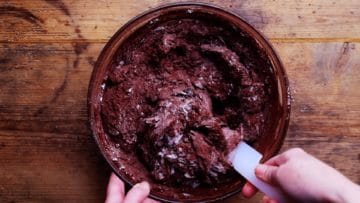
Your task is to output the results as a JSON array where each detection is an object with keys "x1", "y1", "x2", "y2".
[{"x1": 228, "y1": 142, "x2": 286, "y2": 203}]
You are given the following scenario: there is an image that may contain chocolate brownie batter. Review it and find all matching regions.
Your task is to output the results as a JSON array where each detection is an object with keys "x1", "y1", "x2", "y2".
[{"x1": 101, "y1": 18, "x2": 269, "y2": 187}]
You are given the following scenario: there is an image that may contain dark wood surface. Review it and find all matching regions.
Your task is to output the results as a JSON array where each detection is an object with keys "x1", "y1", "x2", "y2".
[{"x1": 0, "y1": 0, "x2": 359, "y2": 202}]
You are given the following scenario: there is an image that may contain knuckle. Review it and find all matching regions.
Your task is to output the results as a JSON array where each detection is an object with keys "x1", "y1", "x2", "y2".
[
  {"x1": 280, "y1": 148, "x2": 305, "y2": 162},
  {"x1": 273, "y1": 169, "x2": 280, "y2": 181},
  {"x1": 287, "y1": 147, "x2": 305, "y2": 156},
  {"x1": 269, "y1": 167, "x2": 280, "y2": 184},
  {"x1": 291, "y1": 147, "x2": 304, "y2": 153},
  {"x1": 265, "y1": 167, "x2": 276, "y2": 182}
]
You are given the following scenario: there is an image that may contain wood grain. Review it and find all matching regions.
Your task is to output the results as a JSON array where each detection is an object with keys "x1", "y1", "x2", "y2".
[
  {"x1": 0, "y1": 0, "x2": 359, "y2": 202},
  {"x1": 0, "y1": 0, "x2": 359, "y2": 43}
]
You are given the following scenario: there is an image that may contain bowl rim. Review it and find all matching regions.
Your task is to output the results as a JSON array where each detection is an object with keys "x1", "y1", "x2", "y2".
[{"x1": 88, "y1": 2, "x2": 291, "y2": 202}]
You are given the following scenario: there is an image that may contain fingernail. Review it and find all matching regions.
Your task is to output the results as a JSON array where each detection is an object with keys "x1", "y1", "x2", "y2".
[{"x1": 133, "y1": 181, "x2": 150, "y2": 191}]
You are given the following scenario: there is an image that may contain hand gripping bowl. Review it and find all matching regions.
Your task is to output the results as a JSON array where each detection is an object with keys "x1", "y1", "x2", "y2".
[{"x1": 88, "y1": 3, "x2": 290, "y2": 202}]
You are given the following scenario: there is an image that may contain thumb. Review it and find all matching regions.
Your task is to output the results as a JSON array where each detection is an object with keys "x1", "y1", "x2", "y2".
[
  {"x1": 255, "y1": 164, "x2": 279, "y2": 185},
  {"x1": 123, "y1": 181, "x2": 151, "y2": 203}
]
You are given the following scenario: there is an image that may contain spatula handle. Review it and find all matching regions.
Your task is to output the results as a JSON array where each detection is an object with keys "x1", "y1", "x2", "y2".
[{"x1": 229, "y1": 142, "x2": 286, "y2": 203}]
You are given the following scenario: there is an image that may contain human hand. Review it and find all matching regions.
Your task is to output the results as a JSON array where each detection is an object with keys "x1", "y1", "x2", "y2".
[
  {"x1": 242, "y1": 148, "x2": 360, "y2": 203},
  {"x1": 105, "y1": 173, "x2": 159, "y2": 203}
]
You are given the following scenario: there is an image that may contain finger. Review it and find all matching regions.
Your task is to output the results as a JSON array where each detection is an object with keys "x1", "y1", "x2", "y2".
[
  {"x1": 262, "y1": 195, "x2": 271, "y2": 203},
  {"x1": 242, "y1": 182, "x2": 258, "y2": 198},
  {"x1": 266, "y1": 148, "x2": 305, "y2": 166},
  {"x1": 255, "y1": 164, "x2": 278, "y2": 184},
  {"x1": 264, "y1": 154, "x2": 288, "y2": 166},
  {"x1": 143, "y1": 198, "x2": 160, "y2": 203},
  {"x1": 263, "y1": 196, "x2": 279, "y2": 203},
  {"x1": 105, "y1": 173, "x2": 125, "y2": 203},
  {"x1": 123, "y1": 181, "x2": 151, "y2": 203}
]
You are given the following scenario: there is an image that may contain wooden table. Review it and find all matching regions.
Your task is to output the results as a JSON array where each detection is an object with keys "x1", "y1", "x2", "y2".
[{"x1": 0, "y1": 0, "x2": 359, "y2": 202}]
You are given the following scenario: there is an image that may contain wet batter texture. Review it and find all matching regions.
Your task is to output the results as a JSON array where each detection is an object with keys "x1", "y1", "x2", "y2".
[{"x1": 101, "y1": 19, "x2": 269, "y2": 187}]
